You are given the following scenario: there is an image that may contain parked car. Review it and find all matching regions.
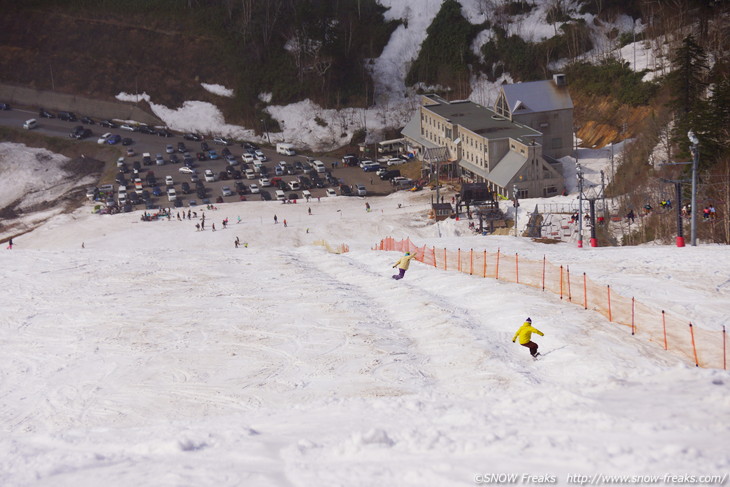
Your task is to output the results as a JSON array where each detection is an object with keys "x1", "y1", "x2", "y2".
[
  {"x1": 177, "y1": 142, "x2": 187, "y2": 153},
  {"x1": 80, "y1": 116, "x2": 95, "y2": 125},
  {"x1": 157, "y1": 129, "x2": 173, "y2": 137},
  {"x1": 221, "y1": 186, "x2": 232, "y2": 197},
  {"x1": 196, "y1": 152, "x2": 207, "y2": 161},
  {"x1": 259, "y1": 177, "x2": 271, "y2": 187},
  {"x1": 126, "y1": 147, "x2": 136, "y2": 157},
  {"x1": 201, "y1": 141, "x2": 210, "y2": 151},
  {"x1": 97, "y1": 132, "x2": 112, "y2": 144},
  {"x1": 166, "y1": 144, "x2": 175, "y2": 154},
  {"x1": 181, "y1": 182, "x2": 191, "y2": 194},
  {"x1": 99, "y1": 119, "x2": 117, "y2": 128},
  {"x1": 106, "y1": 134, "x2": 122, "y2": 145},
  {"x1": 179, "y1": 166, "x2": 196, "y2": 174},
  {"x1": 120, "y1": 124, "x2": 137, "y2": 131},
  {"x1": 208, "y1": 150, "x2": 219, "y2": 160},
  {"x1": 326, "y1": 188, "x2": 337, "y2": 197},
  {"x1": 155, "y1": 154, "x2": 165, "y2": 165},
  {"x1": 39, "y1": 108, "x2": 55, "y2": 118},
  {"x1": 58, "y1": 111, "x2": 77, "y2": 122},
  {"x1": 183, "y1": 133, "x2": 201, "y2": 141},
  {"x1": 260, "y1": 190, "x2": 271, "y2": 200},
  {"x1": 165, "y1": 175, "x2": 174, "y2": 187},
  {"x1": 340, "y1": 185, "x2": 352, "y2": 196},
  {"x1": 213, "y1": 136, "x2": 231, "y2": 145},
  {"x1": 0, "y1": 103, "x2": 11, "y2": 110},
  {"x1": 249, "y1": 183, "x2": 260, "y2": 194},
  {"x1": 167, "y1": 188, "x2": 177, "y2": 201},
  {"x1": 122, "y1": 137, "x2": 134, "y2": 146},
  {"x1": 204, "y1": 169, "x2": 215, "y2": 182},
  {"x1": 355, "y1": 184, "x2": 367, "y2": 196}
]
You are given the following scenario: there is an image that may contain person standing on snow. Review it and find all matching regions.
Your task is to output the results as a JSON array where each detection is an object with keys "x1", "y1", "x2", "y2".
[
  {"x1": 392, "y1": 251, "x2": 417, "y2": 280},
  {"x1": 512, "y1": 318, "x2": 544, "y2": 357}
]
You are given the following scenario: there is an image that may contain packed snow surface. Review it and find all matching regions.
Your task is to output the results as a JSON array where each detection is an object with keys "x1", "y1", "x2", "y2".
[{"x1": 2, "y1": 179, "x2": 729, "y2": 486}]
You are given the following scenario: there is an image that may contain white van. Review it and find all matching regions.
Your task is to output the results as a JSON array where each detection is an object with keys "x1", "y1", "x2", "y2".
[
  {"x1": 276, "y1": 143, "x2": 296, "y2": 156},
  {"x1": 23, "y1": 119, "x2": 38, "y2": 130},
  {"x1": 275, "y1": 190, "x2": 286, "y2": 201},
  {"x1": 288, "y1": 180, "x2": 301, "y2": 191},
  {"x1": 301, "y1": 190, "x2": 312, "y2": 200},
  {"x1": 313, "y1": 160, "x2": 326, "y2": 173}
]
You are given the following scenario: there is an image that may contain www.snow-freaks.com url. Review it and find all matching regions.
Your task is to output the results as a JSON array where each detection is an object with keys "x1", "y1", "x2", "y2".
[{"x1": 473, "y1": 473, "x2": 728, "y2": 485}]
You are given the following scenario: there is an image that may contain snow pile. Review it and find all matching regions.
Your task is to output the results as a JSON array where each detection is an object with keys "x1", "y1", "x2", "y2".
[
  {"x1": 0, "y1": 143, "x2": 96, "y2": 214},
  {"x1": 116, "y1": 92, "x2": 152, "y2": 104},
  {"x1": 201, "y1": 83, "x2": 234, "y2": 98}
]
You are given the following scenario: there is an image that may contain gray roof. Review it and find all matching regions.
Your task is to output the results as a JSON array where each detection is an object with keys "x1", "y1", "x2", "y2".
[
  {"x1": 459, "y1": 151, "x2": 528, "y2": 189},
  {"x1": 426, "y1": 101, "x2": 540, "y2": 140},
  {"x1": 501, "y1": 80, "x2": 573, "y2": 114},
  {"x1": 401, "y1": 113, "x2": 439, "y2": 149},
  {"x1": 488, "y1": 151, "x2": 528, "y2": 187}
]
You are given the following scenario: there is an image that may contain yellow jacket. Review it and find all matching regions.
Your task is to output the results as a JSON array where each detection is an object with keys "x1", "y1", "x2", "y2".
[
  {"x1": 512, "y1": 322, "x2": 544, "y2": 344},
  {"x1": 393, "y1": 254, "x2": 417, "y2": 270}
]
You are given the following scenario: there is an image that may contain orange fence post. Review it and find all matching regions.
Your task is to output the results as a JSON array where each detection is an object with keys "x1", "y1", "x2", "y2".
[
  {"x1": 631, "y1": 296, "x2": 635, "y2": 335},
  {"x1": 566, "y1": 266, "x2": 572, "y2": 302},
  {"x1": 583, "y1": 273, "x2": 588, "y2": 310},
  {"x1": 470, "y1": 249, "x2": 474, "y2": 275},
  {"x1": 662, "y1": 310, "x2": 668, "y2": 350},
  {"x1": 483, "y1": 250, "x2": 487, "y2": 278},
  {"x1": 689, "y1": 323, "x2": 699, "y2": 367},
  {"x1": 515, "y1": 253, "x2": 519, "y2": 284},
  {"x1": 541, "y1": 255, "x2": 546, "y2": 291},
  {"x1": 496, "y1": 249, "x2": 501, "y2": 280},
  {"x1": 444, "y1": 248, "x2": 447, "y2": 272},
  {"x1": 559, "y1": 265, "x2": 564, "y2": 300},
  {"x1": 607, "y1": 285, "x2": 612, "y2": 322},
  {"x1": 432, "y1": 246, "x2": 437, "y2": 267},
  {"x1": 457, "y1": 248, "x2": 462, "y2": 273}
]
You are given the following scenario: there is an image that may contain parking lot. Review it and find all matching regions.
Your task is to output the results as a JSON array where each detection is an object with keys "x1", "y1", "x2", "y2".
[{"x1": 1, "y1": 106, "x2": 414, "y2": 212}]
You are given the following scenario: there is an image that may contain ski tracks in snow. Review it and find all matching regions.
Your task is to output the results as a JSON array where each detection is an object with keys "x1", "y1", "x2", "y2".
[{"x1": 287, "y1": 247, "x2": 538, "y2": 397}]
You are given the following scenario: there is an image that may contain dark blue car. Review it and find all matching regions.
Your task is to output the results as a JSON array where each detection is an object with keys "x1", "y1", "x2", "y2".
[{"x1": 106, "y1": 134, "x2": 122, "y2": 145}]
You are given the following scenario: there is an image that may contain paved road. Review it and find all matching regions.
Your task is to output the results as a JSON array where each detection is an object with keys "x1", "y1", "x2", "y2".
[{"x1": 0, "y1": 106, "x2": 401, "y2": 210}]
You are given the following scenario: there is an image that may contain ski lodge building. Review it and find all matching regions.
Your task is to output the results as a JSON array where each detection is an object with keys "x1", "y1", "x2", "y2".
[{"x1": 401, "y1": 75, "x2": 573, "y2": 199}]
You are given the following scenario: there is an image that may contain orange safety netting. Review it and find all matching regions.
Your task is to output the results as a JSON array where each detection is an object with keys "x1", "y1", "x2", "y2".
[{"x1": 373, "y1": 237, "x2": 727, "y2": 369}]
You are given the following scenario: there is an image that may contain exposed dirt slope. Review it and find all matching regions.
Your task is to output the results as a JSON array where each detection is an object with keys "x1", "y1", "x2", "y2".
[{"x1": 0, "y1": 9, "x2": 235, "y2": 109}]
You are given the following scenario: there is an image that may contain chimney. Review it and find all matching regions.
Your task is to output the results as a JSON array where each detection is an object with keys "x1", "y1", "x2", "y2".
[{"x1": 553, "y1": 74, "x2": 566, "y2": 87}]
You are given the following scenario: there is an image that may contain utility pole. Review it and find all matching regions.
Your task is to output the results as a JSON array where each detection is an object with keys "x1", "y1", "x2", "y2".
[
  {"x1": 688, "y1": 131, "x2": 699, "y2": 246},
  {"x1": 513, "y1": 183, "x2": 519, "y2": 237},
  {"x1": 576, "y1": 164, "x2": 584, "y2": 248}
]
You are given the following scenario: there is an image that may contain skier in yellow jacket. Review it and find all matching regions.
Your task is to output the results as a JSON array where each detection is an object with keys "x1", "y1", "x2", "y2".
[
  {"x1": 512, "y1": 318, "x2": 544, "y2": 357},
  {"x1": 392, "y1": 251, "x2": 417, "y2": 280}
]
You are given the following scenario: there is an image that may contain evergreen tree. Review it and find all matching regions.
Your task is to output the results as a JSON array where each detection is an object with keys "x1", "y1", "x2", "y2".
[{"x1": 667, "y1": 35, "x2": 710, "y2": 160}]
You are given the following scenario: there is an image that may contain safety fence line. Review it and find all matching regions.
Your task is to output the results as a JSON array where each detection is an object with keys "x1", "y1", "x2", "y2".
[
  {"x1": 313, "y1": 240, "x2": 349, "y2": 254},
  {"x1": 373, "y1": 237, "x2": 727, "y2": 370}
]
